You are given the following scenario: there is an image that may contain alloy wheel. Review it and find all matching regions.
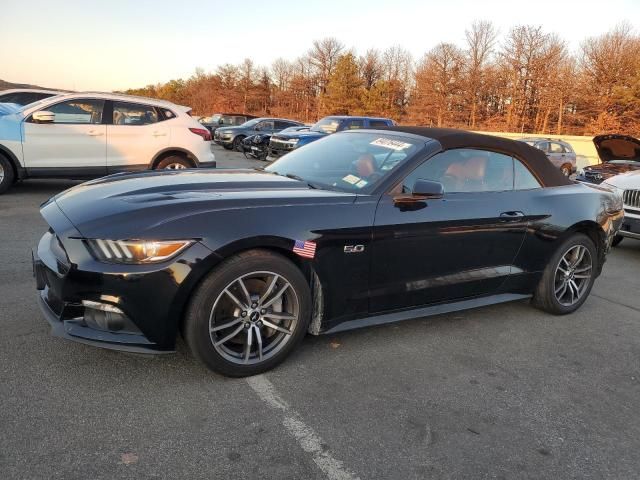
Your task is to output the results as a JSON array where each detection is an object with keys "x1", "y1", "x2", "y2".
[
  {"x1": 164, "y1": 163, "x2": 187, "y2": 170},
  {"x1": 209, "y1": 271, "x2": 299, "y2": 365},
  {"x1": 0, "y1": 163, "x2": 4, "y2": 183},
  {"x1": 553, "y1": 244, "x2": 593, "y2": 306}
]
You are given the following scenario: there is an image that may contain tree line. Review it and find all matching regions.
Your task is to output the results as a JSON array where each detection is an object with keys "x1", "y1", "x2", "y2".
[{"x1": 124, "y1": 22, "x2": 640, "y2": 136}]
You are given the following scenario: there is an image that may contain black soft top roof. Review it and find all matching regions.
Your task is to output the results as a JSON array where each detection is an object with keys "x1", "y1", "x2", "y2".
[{"x1": 384, "y1": 126, "x2": 571, "y2": 187}]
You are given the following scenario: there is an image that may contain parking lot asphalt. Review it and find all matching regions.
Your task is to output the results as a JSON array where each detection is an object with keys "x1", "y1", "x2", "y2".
[{"x1": 1, "y1": 146, "x2": 639, "y2": 479}]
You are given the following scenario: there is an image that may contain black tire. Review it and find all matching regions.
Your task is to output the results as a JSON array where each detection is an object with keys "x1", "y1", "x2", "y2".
[
  {"x1": 232, "y1": 136, "x2": 245, "y2": 152},
  {"x1": 532, "y1": 233, "x2": 598, "y2": 315},
  {"x1": 184, "y1": 249, "x2": 311, "y2": 377},
  {"x1": 222, "y1": 144, "x2": 234, "y2": 150},
  {"x1": 155, "y1": 155, "x2": 192, "y2": 170},
  {"x1": 0, "y1": 155, "x2": 15, "y2": 194},
  {"x1": 611, "y1": 235, "x2": 624, "y2": 247}
]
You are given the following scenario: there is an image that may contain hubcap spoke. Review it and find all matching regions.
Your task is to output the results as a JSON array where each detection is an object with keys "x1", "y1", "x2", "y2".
[
  {"x1": 214, "y1": 324, "x2": 245, "y2": 346},
  {"x1": 262, "y1": 283, "x2": 290, "y2": 309},
  {"x1": 262, "y1": 312, "x2": 296, "y2": 321},
  {"x1": 224, "y1": 288, "x2": 247, "y2": 310},
  {"x1": 211, "y1": 318, "x2": 242, "y2": 332},
  {"x1": 262, "y1": 319, "x2": 292, "y2": 335},
  {"x1": 237, "y1": 277, "x2": 252, "y2": 306},
  {"x1": 254, "y1": 325, "x2": 263, "y2": 361},
  {"x1": 259, "y1": 275, "x2": 279, "y2": 305},
  {"x1": 244, "y1": 326, "x2": 253, "y2": 363}
]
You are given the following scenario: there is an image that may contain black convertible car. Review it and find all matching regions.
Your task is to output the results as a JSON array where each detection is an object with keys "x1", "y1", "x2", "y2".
[{"x1": 33, "y1": 127, "x2": 623, "y2": 376}]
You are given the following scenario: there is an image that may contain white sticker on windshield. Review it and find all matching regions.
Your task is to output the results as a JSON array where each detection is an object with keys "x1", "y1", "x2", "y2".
[
  {"x1": 355, "y1": 179, "x2": 368, "y2": 188},
  {"x1": 342, "y1": 174, "x2": 361, "y2": 185},
  {"x1": 370, "y1": 138, "x2": 412, "y2": 150}
]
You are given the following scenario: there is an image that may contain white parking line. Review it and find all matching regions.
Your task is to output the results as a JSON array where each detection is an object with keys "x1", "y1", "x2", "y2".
[{"x1": 246, "y1": 375, "x2": 360, "y2": 480}]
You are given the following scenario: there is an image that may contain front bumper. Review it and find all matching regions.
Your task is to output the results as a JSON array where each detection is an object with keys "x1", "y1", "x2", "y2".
[
  {"x1": 32, "y1": 212, "x2": 216, "y2": 354},
  {"x1": 619, "y1": 214, "x2": 640, "y2": 240}
]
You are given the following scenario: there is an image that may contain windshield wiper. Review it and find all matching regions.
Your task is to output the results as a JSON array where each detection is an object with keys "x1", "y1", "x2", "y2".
[{"x1": 284, "y1": 173, "x2": 319, "y2": 189}]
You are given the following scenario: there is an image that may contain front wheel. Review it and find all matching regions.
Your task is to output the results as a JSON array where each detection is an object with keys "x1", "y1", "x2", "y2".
[
  {"x1": 232, "y1": 136, "x2": 245, "y2": 152},
  {"x1": 532, "y1": 233, "x2": 597, "y2": 315},
  {"x1": 560, "y1": 164, "x2": 572, "y2": 177},
  {"x1": 184, "y1": 250, "x2": 311, "y2": 377}
]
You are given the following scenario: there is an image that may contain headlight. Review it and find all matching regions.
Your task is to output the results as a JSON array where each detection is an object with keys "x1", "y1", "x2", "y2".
[
  {"x1": 85, "y1": 239, "x2": 193, "y2": 264},
  {"x1": 576, "y1": 168, "x2": 585, "y2": 177},
  {"x1": 287, "y1": 138, "x2": 299, "y2": 145}
]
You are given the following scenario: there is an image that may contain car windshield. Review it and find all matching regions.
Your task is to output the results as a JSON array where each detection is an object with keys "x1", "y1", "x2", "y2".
[
  {"x1": 264, "y1": 132, "x2": 423, "y2": 193},
  {"x1": 311, "y1": 117, "x2": 342, "y2": 134}
]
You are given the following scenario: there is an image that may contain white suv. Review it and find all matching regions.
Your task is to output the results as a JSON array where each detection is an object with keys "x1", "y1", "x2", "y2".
[{"x1": 0, "y1": 92, "x2": 216, "y2": 194}]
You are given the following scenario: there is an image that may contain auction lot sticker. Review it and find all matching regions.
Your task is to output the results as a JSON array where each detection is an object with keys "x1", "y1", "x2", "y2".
[{"x1": 370, "y1": 138, "x2": 412, "y2": 150}]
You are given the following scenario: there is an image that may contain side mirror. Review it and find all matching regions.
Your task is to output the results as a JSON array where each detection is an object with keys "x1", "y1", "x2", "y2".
[
  {"x1": 32, "y1": 111, "x2": 55, "y2": 124},
  {"x1": 412, "y1": 179, "x2": 444, "y2": 199}
]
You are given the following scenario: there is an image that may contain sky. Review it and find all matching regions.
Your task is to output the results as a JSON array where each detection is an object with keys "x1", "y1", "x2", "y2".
[{"x1": 2, "y1": 0, "x2": 638, "y2": 91}]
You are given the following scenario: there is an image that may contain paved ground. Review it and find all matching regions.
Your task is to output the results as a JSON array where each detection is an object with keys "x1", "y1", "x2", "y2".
[{"x1": 1, "y1": 146, "x2": 639, "y2": 479}]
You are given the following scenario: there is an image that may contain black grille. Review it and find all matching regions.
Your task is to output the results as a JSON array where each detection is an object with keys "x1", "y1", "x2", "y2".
[{"x1": 623, "y1": 189, "x2": 640, "y2": 209}]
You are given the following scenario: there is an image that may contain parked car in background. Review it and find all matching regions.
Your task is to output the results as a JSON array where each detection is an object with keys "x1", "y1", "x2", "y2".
[
  {"x1": 241, "y1": 126, "x2": 310, "y2": 161},
  {"x1": 516, "y1": 138, "x2": 576, "y2": 176},
  {"x1": 0, "y1": 89, "x2": 64, "y2": 106},
  {"x1": 0, "y1": 92, "x2": 215, "y2": 194},
  {"x1": 33, "y1": 127, "x2": 623, "y2": 376},
  {"x1": 200, "y1": 113, "x2": 257, "y2": 134},
  {"x1": 214, "y1": 117, "x2": 304, "y2": 151},
  {"x1": 576, "y1": 134, "x2": 640, "y2": 184},
  {"x1": 267, "y1": 115, "x2": 395, "y2": 160},
  {"x1": 602, "y1": 170, "x2": 640, "y2": 246}
]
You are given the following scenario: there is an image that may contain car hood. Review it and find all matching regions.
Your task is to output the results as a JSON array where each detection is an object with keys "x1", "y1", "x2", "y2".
[
  {"x1": 593, "y1": 134, "x2": 640, "y2": 163},
  {"x1": 272, "y1": 130, "x2": 327, "y2": 141},
  {"x1": 50, "y1": 169, "x2": 356, "y2": 239},
  {"x1": 602, "y1": 169, "x2": 640, "y2": 190},
  {"x1": 216, "y1": 125, "x2": 247, "y2": 134}
]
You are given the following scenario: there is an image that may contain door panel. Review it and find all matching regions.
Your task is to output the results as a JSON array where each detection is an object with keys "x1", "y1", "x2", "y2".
[
  {"x1": 23, "y1": 123, "x2": 107, "y2": 172},
  {"x1": 370, "y1": 192, "x2": 527, "y2": 313},
  {"x1": 23, "y1": 98, "x2": 107, "y2": 173}
]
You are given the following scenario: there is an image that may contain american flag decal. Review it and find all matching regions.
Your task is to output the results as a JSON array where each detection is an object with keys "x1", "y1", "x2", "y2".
[{"x1": 293, "y1": 240, "x2": 316, "y2": 259}]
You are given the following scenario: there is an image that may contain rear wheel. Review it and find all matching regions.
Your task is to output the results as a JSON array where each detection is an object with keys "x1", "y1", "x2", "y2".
[
  {"x1": 184, "y1": 250, "x2": 311, "y2": 377},
  {"x1": 0, "y1": 155, "x2": 15, "y2": 194},
  {"x1": 532, "y1": 233, "x2": 597, "y2": 315},
  {"x1": 156, "y1": 155, "x2": 191, "y2": 170},
  {"x1": 560, "y1": 164, "x2": 572, "y2": 177}
]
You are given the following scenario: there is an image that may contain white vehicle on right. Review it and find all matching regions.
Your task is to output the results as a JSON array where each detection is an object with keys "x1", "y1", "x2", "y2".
[{"x1": 603, "y1": 170, "x2": 640, "y2": 246}]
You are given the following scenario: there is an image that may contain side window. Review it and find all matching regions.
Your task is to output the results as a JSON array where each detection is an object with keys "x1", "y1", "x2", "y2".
[
  {"x1": 369, "y1": 120, "x2": 390, "y2": 128},
  {"x1": 46, "y1": 99, "x2": 104, "y2": 124},
  {"x1": 275, "y1": 120, "x2": 294, "y2": 129},
  {"x1": 549, "y1": 142, "x2": 564, "y2": 154},
  {"x1": 342, "y1": 119, "x2": 364, "y2": 130},
  {"x1": 113, "y1": 102, "x2": 158, "y2": 125},
  {"x1": 402, "y1": 149, "x2": 514, "y2": 194},
  {"x1": 161, "y1": 108, "x2": 175, "y2": 120},
  {"x1": 537, "y1": 141, "x2": 550, "y2": 153},
  {"x1": 257, "y1": 120, "x2": 274, "y2": 130},
  {"x1": 514, "y1": 159, "x2": 541, "y2": 190}
]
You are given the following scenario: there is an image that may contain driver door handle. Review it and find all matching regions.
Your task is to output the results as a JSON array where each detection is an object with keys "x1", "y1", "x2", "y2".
[
  {"x1": 152, "y1": 131, "x2": 166, "y2": 137},
  {"x1": 86, "y1": 130, "x2": 104, "y2": 136},
  {"x1": 500, "y1": 211, "x2": 525, "y2": 221}
]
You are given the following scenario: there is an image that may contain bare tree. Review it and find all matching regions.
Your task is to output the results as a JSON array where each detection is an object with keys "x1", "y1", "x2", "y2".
[{"x1": 464, "y1": 20, "x2": 497, "y2": 128}]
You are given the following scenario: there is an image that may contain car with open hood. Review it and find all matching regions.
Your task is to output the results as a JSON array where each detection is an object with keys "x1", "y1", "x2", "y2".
[
  {"x1": 576, "y1": 134, "x2": 640, "y2": 184},
  {"x1": 33, "y1": 127, "x2": 623, "y2": 377},
  {"x1": 602, "y1": 170, "x2": 640, "y2": 246},
  {"x1": 267, "y1": 115, "x2": 394, "y2": 160}
]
